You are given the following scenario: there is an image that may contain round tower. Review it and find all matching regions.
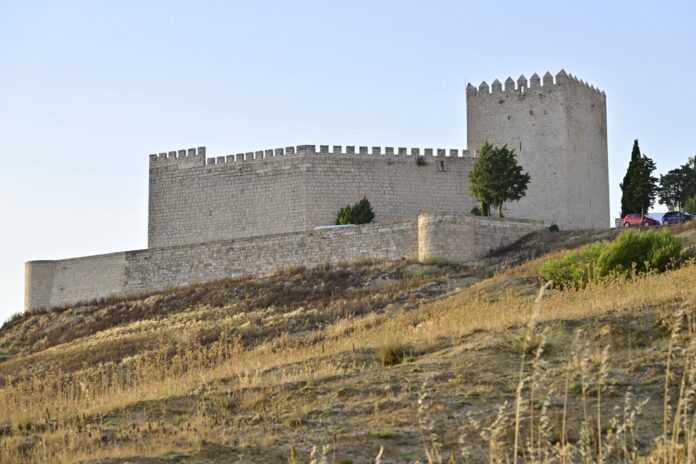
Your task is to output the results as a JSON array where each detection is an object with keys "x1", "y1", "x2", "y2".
[{"x1": 24, "y1": 260, "x2": 56, "y2": 312}]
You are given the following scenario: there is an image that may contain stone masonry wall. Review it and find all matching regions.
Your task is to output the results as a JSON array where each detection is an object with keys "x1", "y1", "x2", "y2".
[
  {"x1": 148, "y1": 147, "x2": 309, "y2": 248},
  {"x1": 27, "y1": 221, "x2": 418, "y2": 311},
  {"x1": 148, "y1": 145, "x2": 475, "y2": 248},
  {"x1": 25, "y1": 252, "x2": 128, "y2": 310},
  {"x1": 466, "y1": 70, "x2": 609, "y2": 229},
  {"x1": 418, "y1": 213, "x2": 543, "y2": 263},
  {"x1": 25, "y1": 214, "x2": 540, "y2": 312},
  {"x1": 303, "y1": 146, "x2": 476, "y2": 227},
  {"x1": 127, "y1": 221, "x2": 416, "y2": 295}
]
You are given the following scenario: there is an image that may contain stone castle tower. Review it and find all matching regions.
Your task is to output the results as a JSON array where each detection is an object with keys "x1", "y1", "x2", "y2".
[{"x1": 467, "y1": 70, "x2": 609, "y2": 229}]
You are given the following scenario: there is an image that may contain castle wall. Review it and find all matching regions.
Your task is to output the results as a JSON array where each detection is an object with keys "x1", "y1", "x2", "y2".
[
  {"x1": 127, "y1": 220, "x2": 417, "y2": 295},
  {"x1": 24, "y1": 261, "x2": 56, "y2": 312},
  {"x1": 303, "y1": 146, "x2": 477, "y2": 227},
  {"x1": 563, "y1": 80, "x2": 610, "y2": 229},
  {"x1": 466, "y1": 71, "x2": 609, "y2": 229},
  {"x1": 418, "y1": 213, "x2": 543, "y2": 263},
  {"x1": 25, "y1": 214, "x2": 542, "y2": 312},
  {"x1": 25, "y1": 252, "x2": 127, "y2": 310},
  {"x1": 148, "y1": 147, "x2": 308, "y2": 248},
  {"x1": 148, "y1": 145, "x2": 476, "y2": 248}
]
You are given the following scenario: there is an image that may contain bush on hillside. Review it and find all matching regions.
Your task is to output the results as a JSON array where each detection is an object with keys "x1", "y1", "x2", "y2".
[
  {"x1": 539, "y1": 229, "x2": 682, "y2": 289},
  {"x1": 538, "y1": 242, "x2": 603, "y2": 289},
  {"x1": 596, "y1": 229, "x2": 681, "y2": 277},
  {"x1": 335, "y1": 197, "x2": 375, "y2": 225}
]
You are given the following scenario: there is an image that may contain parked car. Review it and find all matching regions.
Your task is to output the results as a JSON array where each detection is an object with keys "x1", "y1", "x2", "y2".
[
  {"x1": 622, "y1": 213, "x2": 659, "y2": 227},
  {"x1": 661, "y1": 211, "x2": 694, "y2": 225}
]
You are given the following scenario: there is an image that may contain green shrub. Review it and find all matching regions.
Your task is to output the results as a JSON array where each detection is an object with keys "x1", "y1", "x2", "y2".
[
  {"x1": 352, "y1": 197, "x2": 375, "y2": 224},
  {"x1": 596, "y1": 229, "x2": 681, "y2": 277},
  {"x1": 539, "y1": 229, "x2": 682, "y2": 288},
  {"x1": 336, "y1": 205, "x2": 353, "y2": 225},
  {"x1": 415, "y1": 155, "x2": 427, "y2": 166},
  {"x1": 335, "y1": 197, "x2": 375, "y2": 225},
  {"x1": 548, "y1": 224, "x2": 560, "y2": 232},
  {"x1": 538, "y1": 242, "x2": 603, "y2": 289},
  {"x1": 470, "y1": 205, "x2": 482, "y2": 216}
]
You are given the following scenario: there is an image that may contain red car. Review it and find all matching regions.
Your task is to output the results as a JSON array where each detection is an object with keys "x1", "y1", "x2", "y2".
[{"x1": 622, "y1": 213, "x2": 659, "y2": 227}]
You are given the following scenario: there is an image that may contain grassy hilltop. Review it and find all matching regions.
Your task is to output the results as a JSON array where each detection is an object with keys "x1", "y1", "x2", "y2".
[{"x1": 2, "y1": 225, "x2": 696, "y2": 463}]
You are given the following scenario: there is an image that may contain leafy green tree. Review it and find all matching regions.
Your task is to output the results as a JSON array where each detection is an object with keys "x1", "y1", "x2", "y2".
[
  {"x1": 620, "y1": 140, "x2": 642, "y2": 217},
  {"x1": 683, "y1": 157, "x2": 696, "y2": 201},
  {"x1": 468, "y1": 142, "x2": 531, "y2": 218},
  {"x1": 625, "y1": 154, "x2": 658, "y2": 217},
  {"x1": 335, "y1": 197, "x2": 375, "y2": 225},
  {"x1": 686, "y1": 196, "x2": 696, "y2": 215},
  {"x1": 659, "y1": 166, "x2": 692, "y2": 212}
]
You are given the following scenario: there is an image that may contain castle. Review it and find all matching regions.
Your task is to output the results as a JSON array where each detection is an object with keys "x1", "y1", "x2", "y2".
[{"x1": 24, "y1": 70, "x2": 609, "y2": 312}]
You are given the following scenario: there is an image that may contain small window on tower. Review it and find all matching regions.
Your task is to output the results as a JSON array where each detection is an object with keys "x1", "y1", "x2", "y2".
[{"x1": 439, "y1": 160, "x2": 446, "y2": 172}]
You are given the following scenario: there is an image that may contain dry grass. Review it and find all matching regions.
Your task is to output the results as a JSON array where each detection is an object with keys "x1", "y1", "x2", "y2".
[
  {"x1": 375, "y1": 339, "x2": 413, "y2": 366},
  {"x1": 2, "y1": 227, "x2": 696, "y2": 462}
]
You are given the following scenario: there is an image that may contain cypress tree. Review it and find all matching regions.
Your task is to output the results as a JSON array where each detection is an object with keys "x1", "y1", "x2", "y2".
[{"x1": 620, "y1": 140, "x2": 642, "y2": 216}]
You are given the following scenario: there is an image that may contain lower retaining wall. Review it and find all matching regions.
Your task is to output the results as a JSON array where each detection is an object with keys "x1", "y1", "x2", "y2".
[
  {"x1": 123, "y1": 221, "x2": 418, "y2": 295},
  {"x1": 418, "y1": 213, "x2": 544, "y2": 263},
  {"x1": 24, "y1": 214, "x2": 543, "y2": 312}
]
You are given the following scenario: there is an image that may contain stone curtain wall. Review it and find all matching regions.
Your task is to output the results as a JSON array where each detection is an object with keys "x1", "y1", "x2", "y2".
[
  {"x1": 466, "y1": 71, "x2": 609, "y2": 229},
  {"x1": 303, "y1": 147, "x2": 477, "y2": 228},
  {"x1": 125, "y1": 221, "x2": 417, "y2": 295},
  {"x1": 148, "y1": 145, "x2": 476, "y2": 248},
  {"x1": 25, "y1": 252, "x2": 128, "y2": 310},
  {"x1": 26, "y1": 221, "x2": 418, "y2": 311},
  {"x1": 25, "y1": 214, "x2": 542, "y2": 312},
  {"x1": 148, "y1": 148, "x2": 309, "y2": 248},
  {"x1": 418, "y1": 213, "x2": 543, "y2": 263}
]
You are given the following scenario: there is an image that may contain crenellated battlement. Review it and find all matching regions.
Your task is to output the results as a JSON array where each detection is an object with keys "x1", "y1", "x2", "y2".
[
  {"x1": 466, "y1": 69, "x2": 605, "y2": 99},
  {"x1": 198, "y1": 144, "x2": 472, "y2": 166},
  {"x1": 149, "y1": 146, "x2": 207, "y2": 168},
  {"x1": 149, "y1": 144, "x2": 472, "y2": 168}
]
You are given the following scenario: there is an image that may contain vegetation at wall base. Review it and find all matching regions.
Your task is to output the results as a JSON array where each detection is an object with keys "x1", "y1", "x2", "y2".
[
  {"x1": 539, "y1": 229, "x2": 682, "y2": 289},
  {"x1": 468, "y1": 142, "x2": 530, "y2": 218},
  {"x1": 335, "y1": 197, "x2": 375, "y2": 225},
  {"x1": 470, "y1": 203, "x2": 491, "y2": 217},
  {"x1": 335, "y1": 205, "x2": 353, "y2": 225}
]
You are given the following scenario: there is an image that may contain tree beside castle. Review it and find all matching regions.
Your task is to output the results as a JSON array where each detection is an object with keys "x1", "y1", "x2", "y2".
[
  {"x1": 468, "y1": 142, "x2": 531, "y2": 218},
  {"x1": 620, "y1": 140, "x2": 658, "y2": 217}
]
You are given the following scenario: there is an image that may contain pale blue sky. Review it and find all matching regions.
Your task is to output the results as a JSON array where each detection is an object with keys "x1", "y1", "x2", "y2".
[{"x1": 1, "y1": 1, "x2": 695, "y2": 321}]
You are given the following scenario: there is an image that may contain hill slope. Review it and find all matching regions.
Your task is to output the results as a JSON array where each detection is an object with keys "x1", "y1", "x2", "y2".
[{"x1": 2, "y1": 226, "x2": 696, "y2": 463}]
